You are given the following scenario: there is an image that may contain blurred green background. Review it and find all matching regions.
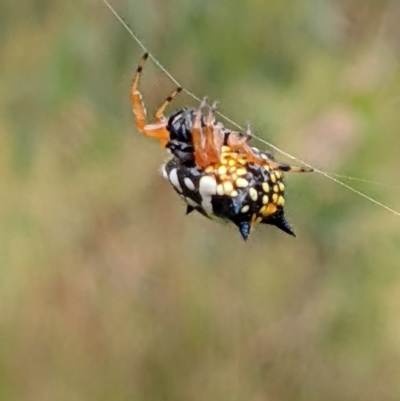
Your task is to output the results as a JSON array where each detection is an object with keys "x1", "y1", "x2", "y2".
[{"x1": 1, "y1": 0, "x2": 400, "y2": 400}]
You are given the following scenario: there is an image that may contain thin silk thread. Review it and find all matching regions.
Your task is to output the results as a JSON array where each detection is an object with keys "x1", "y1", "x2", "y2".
[{"x1": 102, "y1": 0, "x2": 400, "y2": 218}]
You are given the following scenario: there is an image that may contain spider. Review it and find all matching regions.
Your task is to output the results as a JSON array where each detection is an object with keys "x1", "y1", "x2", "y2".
[{"x1": 131, "y1": 52, "x2": 313, "y2": 240}]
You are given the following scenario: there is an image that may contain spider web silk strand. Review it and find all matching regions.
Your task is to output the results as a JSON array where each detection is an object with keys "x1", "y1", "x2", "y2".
[
  {"x1": 101, "y1": 0, "x2": 400, "y2": 219},
  {"x1": 323, "y1": 173, "x2": 400, "y2": 190}
]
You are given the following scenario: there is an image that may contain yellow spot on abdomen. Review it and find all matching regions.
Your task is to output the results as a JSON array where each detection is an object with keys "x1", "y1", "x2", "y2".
[
  {"x1": 218, "y1": 165, "x2": 227, "y2": 175},
  {"x1": 262, "y1": 182, "x2": 270, "y2": 193},
  {"x1": 249, "y1": 187, "x2": 258, "y2": 201},
  {"x1": 260, "y1": 203, "x2": 277, "y2": 217},
  {"x1": 241, "y1": 205, "x2": 250, "y2": 213},
  {"x1": 236, "y1": 178, "x2": 249, "y2": 188},
  {"x1": 236, "y1": 168, "x2": 247, "y2": 176},
  {"x1": 223, "y1": 181, "x2": 234, "y2": 195}
]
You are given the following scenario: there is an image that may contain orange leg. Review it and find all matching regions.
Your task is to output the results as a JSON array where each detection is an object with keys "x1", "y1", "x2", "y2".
[
  {"x1": 203, "y1": 101, "x2": 221, "y2": 164},
  {"x1": 227, "y1": 125, "x2": 265, "y2": 164},
  {"x1": 150, "y1": 86, "x2": 183, "y2": 147},
  {"x1": 131, "y1": 53, "x2": 149, "y2": 133},
  {"x1": 138, "y1": 123, "x2": 171, "y2": 147},
  {"x1": 227, "y1": 124, "x2": 313, "y2": 173},
  {"x1": 131, "y1": 53, "x2": 172, "y2": 147},
  {"x1": 155, "y1": 87, "x2": 183, "y2": 123},
  {"x1": 192, "y1": 97, "x2": 209, "y2": 168}
]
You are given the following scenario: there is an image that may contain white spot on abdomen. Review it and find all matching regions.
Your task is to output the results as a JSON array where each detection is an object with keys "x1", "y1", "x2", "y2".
[
  {"x1": 169, "y1": 168, "x2": 182, "y2": 192},
  {"x1": 183, "y1": 177, "x2": 195, "y2": 191},
  {"x1": 161, "y1": 164, "x2": 168, "y2": 180},
  {"x1": 241, "y1": 205, "x2": 250, "y2": 213},
  {"x1": 199, "y1": 176, "x2": 217, "y2": 214}
]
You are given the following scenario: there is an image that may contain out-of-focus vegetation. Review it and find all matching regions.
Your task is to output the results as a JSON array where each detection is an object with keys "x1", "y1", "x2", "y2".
[{"x1": 1, "y1": 0, "x2": 400, "y2": 399}]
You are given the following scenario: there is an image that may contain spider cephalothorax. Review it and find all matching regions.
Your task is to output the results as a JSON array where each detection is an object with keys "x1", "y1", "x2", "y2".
[
  {"x1": 131, "y1": 53, "x2": 312, "y2": 240},
  {"x1": 165, "y1": 108, "x2": 196, "y2": 166}
]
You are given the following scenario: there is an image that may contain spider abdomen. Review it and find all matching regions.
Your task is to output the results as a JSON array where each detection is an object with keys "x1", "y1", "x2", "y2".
[{"x1": 161, "y1": 146, "x2": 294, "y2": 240}]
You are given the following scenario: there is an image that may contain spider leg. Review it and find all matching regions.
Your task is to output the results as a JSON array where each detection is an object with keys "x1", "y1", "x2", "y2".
[
  {"x1": 204, "y1": 101, "x2": 221, "y2": 164},
  {"x1": 242, "y1": 141, "x2": 312, "y2": 172},
  {"x1": 228, "y1": 125, "x2": 313, "y2": 173},
  {"x1": 139, "y1": 122, "x2": 171, "y2": 147},
  {"x1": 206, "y1": 101, "x2": 218, "y2": 126},
  {"x1": 131, "y1": 53, "x2": 170, "y2": 147},
  {"x1": 247, "y1": 124, "x2": 313, "y2": 172},
  {"x1": 192, "y1": 97, "x2": 209, "y2": 168},
  {"x1": 262, "y1": 159, "x2": 313, "y2": 173},
  {"x1": 226, "y1": 128, "x2": 265, "y2": 165},
  {"x1": 131, "y1": 53, "x2": 149, "y2": 133},
  {"x1": 245, "y1": 122, "x2": 252, "y2": 139},
  {"x1": 155, "y1": 87, "x2": 183, "y2": 123}
]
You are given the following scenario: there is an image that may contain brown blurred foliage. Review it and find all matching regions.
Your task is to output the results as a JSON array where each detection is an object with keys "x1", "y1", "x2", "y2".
[{"x1": 1, "y1": 0, "x2": 400, "y2": 400}]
